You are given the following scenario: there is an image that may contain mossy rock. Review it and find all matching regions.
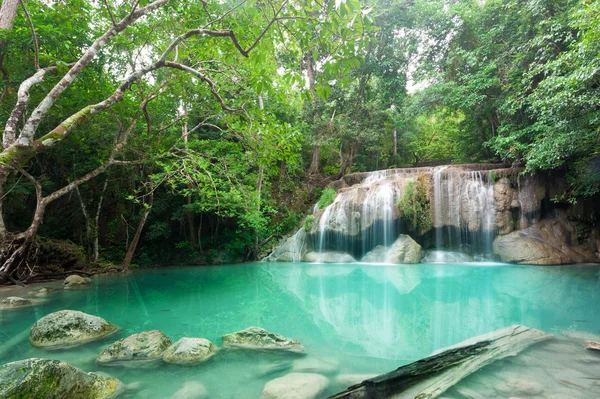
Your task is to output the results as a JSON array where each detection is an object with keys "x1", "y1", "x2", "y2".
[
  {"x1": 97, "y1": 330, "x2": 172, "y2": 367},
  {"x1": 0, "y1": 358, "x2": 123, "y2": 399},
  {"x1": 0, "y1": 297, "x2": 34, "y2": 309},
  {"x1": 222, "y1": 327, "x2": 304, "y2": 353},
  {"x1": 162, "y1": 337, "x2": 218, "y2": 365},
  {"x1": 30, "y1": 310, "x2": 118, "y2": 349},
  {"x1": 36, "y1": 238, "x2": 87, "y2": 272}
]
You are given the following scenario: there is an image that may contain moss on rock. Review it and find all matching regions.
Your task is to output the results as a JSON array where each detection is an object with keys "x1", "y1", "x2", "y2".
[{"x1": 0, "y1": 358, "x2": 123, "y2": 399}]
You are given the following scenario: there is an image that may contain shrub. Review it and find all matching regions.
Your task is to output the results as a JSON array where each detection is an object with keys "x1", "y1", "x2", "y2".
[
  {"x1": 397, "y1": 180, "x2": 432, "y2": 233},
  {"x1": 317, "y1": 188, "x2": 336, "y2": 209}
]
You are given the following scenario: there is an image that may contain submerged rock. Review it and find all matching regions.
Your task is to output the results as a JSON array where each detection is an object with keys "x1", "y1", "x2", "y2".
[
  {"x1": 222, "y1": 326, "x2": 304, "y2": 353},
  {"x1": 0, "y1": 358, "x2": 122, "y2": 399},
  {"x1": 0, "y1": 296, "x2": 33, "y2": 309},
  {"x1": 171, "y1": 381, "x2": 207, "y2": 399},
  {"x1": 335, "y1": 374, "x2": 378, "y2": 387},
  {"x1": 63, "y1": 275, "x2": 92, "y2": 289},
  {"x1": 162, "y1": 338, "x2": 217, "y2": 365},
  {"x1": 261, "y1": 372, "x2": 329, "y2": 399},
  {"x1": 361, "y1": 234, "x2": 422, "y2": 264},
  {"x1": 292, "y1": 357, "x2": 339, "y2": 374},
  {"x1": 97, "y1": 330, "x2": 172, "y2": 366},
  {"x1": 30, "y1": 310, "x2": 118, "y2": 349},
  {"x1": 35, "y1": 288, "x2": 51, "y2": 297},
  {"x1": 303, "y1": 251, "x2": 356, "y2": 263}
]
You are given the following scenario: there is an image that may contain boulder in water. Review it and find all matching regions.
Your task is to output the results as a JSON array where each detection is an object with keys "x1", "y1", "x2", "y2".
[
  {"x1": 303, "y1": 251, "x2": 356, "y2": 263},
  {"x1": 162, "y1": 337, "x2": 217, "y2": 364},
  {"x1": 0, "y1": 296, "x2": 33, "y2": 309},
  {"x1": 30, "y1": 310, "x2": 118, "y2": 349},
  {"x1": 261, "y1": 372, "x2": 329, "y2": 399},
  {"x1": 97, "y1": 330, "x2": 172, "y2": 366},
  {"x1": 0, "y1": 358, "x2": 123, "y2": 399},
  {"x1": 362, "y1": 235, "x2": 422, "y2": 264},
  {"x1": 222, "y1": 326, "x2": 304, "y2": 353},
  {"x1": 171, "y1": 381, "x2": 207, "y2": 399},
  {"x1": 63, "y1": 274, "x2": 92, "y2": 289},
  {"x1": 292, "y1": 357, "x2": 339, "y2": 374}
]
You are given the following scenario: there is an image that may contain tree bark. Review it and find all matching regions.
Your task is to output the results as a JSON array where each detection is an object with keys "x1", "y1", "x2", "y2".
[
  {"x1": 329, "y1": 325, "x2": 552, "y2": 399},
  {"x1": 308, "y1": 145, "x2": 321, "y2": 176},
  {"x1": 121, "y1": 191, "x2": 153, "y2": 270}
]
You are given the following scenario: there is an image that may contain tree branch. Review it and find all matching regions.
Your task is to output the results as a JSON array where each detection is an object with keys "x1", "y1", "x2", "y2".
[
  {"x1": 165, "y1": 61, "x2": 244, "y2": 113},
  {"x1": 16, "y1": 0, "x2": 172, "y2": 146},
  {"x1": 19, "y1": 0, "x2": 39, "y2": 71}
]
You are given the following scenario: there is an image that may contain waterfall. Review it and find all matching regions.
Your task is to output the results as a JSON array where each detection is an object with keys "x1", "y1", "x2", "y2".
[
  {"x1": 314, "y1": 169, "x2": 409, "y2": 258},
  {"x1": 431, "y1": 166, "x2": 497, "y2": 256}
]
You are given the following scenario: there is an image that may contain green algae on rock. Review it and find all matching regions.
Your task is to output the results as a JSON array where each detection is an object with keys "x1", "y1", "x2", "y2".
[
  {"x1": 97, "y1": 330, "x2": 172, "y2": 366},
  {"x1": 0, "y1": 358, "x2": 123, "y2": 399},
  {"x1": 222, "y1": 327, "x2": 305, "y2": 353},
  {"x1": 30, "y1": 310, "x2": 118, "y2": 349}
]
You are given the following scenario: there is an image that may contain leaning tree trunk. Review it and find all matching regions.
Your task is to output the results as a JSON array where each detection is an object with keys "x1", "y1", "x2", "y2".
[{"x1": 121, "y1": 192, "x2": 153, "y2": 270}]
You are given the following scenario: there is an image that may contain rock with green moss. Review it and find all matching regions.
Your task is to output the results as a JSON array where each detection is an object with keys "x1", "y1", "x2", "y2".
[
  {"x1": 30, "y1": 310, "x2": 118, "y2": 349},
  {"x1": 63, "y1": 274, "x2": 92, "y2": 289},
  {"x1": 0, "y1": 296, "x2": 33, "y2": 309},
  {"x1": 162, "y1": 337, "x2": 217, "y2": 365},
  {"x1": 222, "y1": 327, "x2": 304, "y2": 353},
  {"x1": 0, "y1": 358, "x2": 123, "y2": 399},
  {"x1": 97, "y1": 330, "x2": 172, "y2": 367}
]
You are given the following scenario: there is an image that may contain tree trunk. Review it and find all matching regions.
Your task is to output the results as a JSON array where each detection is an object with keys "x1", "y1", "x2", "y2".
[
  {"x1": 121, "y1": 192, "x2": 153, "y2": 270},
  {"x1": 0, "y1": 0, "x2": 19, "y2": 85},
  {"x1": 308, "y1": 145, "x2": 321, "y2": 176},
  {"x1": 92, "y1": 178, "x2": 108, "y2": 262},
  {"x1": 329, "y1": 325, "x2": 551, "y2": 399}
]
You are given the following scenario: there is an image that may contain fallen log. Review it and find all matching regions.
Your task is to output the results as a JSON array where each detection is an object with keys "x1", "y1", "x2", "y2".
[{"x1": 329, "y1": 325, "x2": 552, "y2": 399}]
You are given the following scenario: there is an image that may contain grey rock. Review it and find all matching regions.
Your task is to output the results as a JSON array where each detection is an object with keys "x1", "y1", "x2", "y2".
[
  {"x1": 162, "y1": 338, "x2": 217, "y2": 365},
  {"x1": 171, "y1": 381, "x2": 207, "y2": 399},
  {"x1": 0, "y1": 296, "x2": 33, "y2": 309},
  {"x1": 362, "y1": 235, "x2": 422, "y2": 264},
  {"x1": 222, "y1": 326, "x2": 304, "y2": 353},
  {"x1": 261, "y1": 373, "x2": 329, "y2": 399},
  {"x1": 97, "y1": 330, "x2": 171, "y2": 366},
  {"x1": 63, "y1": 275, "x2": 92, "y2": 290},
  {"x1": 30, "y1": 310, "x2": 118, "y2": 349}
]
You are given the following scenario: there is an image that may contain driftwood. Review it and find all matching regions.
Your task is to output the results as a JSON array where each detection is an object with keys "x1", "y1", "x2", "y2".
[{"x1": 329, "y1": 325, "x2": 552, "y2": 399}]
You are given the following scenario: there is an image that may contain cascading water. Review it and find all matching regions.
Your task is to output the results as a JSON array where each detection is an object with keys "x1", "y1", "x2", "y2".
[
  {"x1": 313, "y1": 169, "x2": 411, "y2": 259},
  {"x1": 431, "y1": 166, "x2": 497, "y2": 257}
]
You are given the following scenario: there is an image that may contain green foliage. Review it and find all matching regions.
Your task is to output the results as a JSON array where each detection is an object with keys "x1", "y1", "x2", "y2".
[
  {"x1": 397, "y1": 179, "x2": 431, "y2": 233},
  {"x1": 304, "y1": 215, "x2": 314, "y2": 232},
  {"x1": 318, "y1": 188, "x2": 337, "y2": 209}
]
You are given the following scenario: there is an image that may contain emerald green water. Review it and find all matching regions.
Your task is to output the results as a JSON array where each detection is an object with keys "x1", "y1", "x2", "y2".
[{"x1": 1, "y1": 262, "x2": 600, "y2": 398}]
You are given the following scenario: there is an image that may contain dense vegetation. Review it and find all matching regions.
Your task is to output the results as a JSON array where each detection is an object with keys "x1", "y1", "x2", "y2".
[{"x1": 0, "y1": 0, "x2": 597, "y2": 281}]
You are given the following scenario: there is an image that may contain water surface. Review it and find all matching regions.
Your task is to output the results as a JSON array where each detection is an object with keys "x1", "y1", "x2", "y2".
[{"x1": 1, "y1": 262, "x2": 599, "y2": 398}]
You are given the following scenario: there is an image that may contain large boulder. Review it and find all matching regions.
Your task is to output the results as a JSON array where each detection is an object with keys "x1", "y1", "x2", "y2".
[
  {"x1": 162, "y1": 338, "x2": 217, "y2": 365},
  {"x1": 30, "y1": 310, "x2": 118, "y2": 349},
  {"x1": 63, "y1": 275, "x2": 92, "y2": 290},
  {"x1": 493, "y1": 218, "x2": 598, "y2": 265},
  {"x1": 222, "y1": 327, "x2": 304, "y2": 353},
  {"x1": 97, "y1": 330, "x2": 172, "y2": 367},
  {"x1": 0, "y1": 296, "x2": 33, "y2": 309},
  {"x1": 303, "y1": 251, "x2": 356, "y2": 263},
  {"x1": 261, "y1": 373, "x2": 329, "y2": 399},
  {"x1": 362, "y1": 234, "x2": 422, "y2": 264},
  {"x1": 0, "y1": 358, "x2": 122, "y2": 399}
]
